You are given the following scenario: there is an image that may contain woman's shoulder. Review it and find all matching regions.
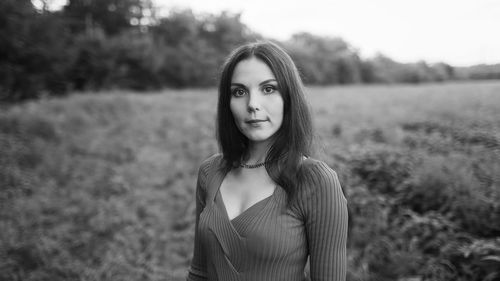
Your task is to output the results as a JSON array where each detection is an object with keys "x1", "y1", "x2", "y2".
[
  {"x1": 196, "y1": 154, "x2": 223, "y2": 193},
  {"x1": 200, "y1": 153, "x2": 223, "y2": 167},
  {"x1": 297, "y1": 157, "x2": 342, "y2": 195},
  {"x1": 292, "y1": 157, "x2": 346, "y2": 215},
  {"x1": 198, "y1": 153, "x2": 224, "y2": 177},
  {"x1": 300, "y1": 157, "x2": 338, "y2": 179}
]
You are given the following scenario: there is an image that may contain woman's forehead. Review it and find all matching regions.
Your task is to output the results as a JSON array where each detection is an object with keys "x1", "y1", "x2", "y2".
[{"x1": 231, "y1": 58, "x2": 276, "y2": 85}]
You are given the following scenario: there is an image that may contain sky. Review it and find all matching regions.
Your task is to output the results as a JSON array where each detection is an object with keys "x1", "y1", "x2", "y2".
[{"x1": 41, "y1": 0, "x2": 500, "y2": 66}]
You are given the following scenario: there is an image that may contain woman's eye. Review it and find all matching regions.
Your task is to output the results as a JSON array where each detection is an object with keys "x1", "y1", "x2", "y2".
[
  {"x1": 231, "y1": 88, "x2": 246, "y2": 97},
  {"x1": 263, "y1": 86, "x2": 276, "y2": 94}
]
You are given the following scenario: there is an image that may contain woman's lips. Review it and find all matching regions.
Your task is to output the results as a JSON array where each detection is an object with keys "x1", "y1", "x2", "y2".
[
  {"x1": 245, "y1": 119, "x2": 268, "y2": 127},
  {"x1": 245, "y1": 119, "x2": 267, "y2": 124}
]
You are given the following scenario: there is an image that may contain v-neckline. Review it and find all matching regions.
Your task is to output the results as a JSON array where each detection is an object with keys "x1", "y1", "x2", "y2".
[
  {"x1": 217, "y1": 186, "x2": 276, "y2": 223},
  {"x1": 214, "y1": 168, "x2": 276, "y2": 224}
]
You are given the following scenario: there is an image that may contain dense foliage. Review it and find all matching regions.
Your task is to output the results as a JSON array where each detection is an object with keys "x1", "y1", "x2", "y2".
[
  {"x1": 1, "y1": 0, "x2": 499, "y2": 102},
  {"x1": 1, "y1": 82, "x2": 499, "y2": 280}
]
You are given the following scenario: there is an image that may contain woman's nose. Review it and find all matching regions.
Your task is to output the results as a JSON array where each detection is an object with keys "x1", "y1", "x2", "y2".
[{"x1": 247, "y1": 91, "x2": 261, "y2": 112}]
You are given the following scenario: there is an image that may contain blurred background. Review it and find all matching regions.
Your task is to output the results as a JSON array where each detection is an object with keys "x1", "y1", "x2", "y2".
[{"x1": 1, "y1": 0, "x2": 499, "y2": 280}]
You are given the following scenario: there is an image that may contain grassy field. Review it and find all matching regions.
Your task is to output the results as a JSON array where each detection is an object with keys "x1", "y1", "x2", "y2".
[{"x1": 1, "y1": 81, "x2": 499, "y2": 281}]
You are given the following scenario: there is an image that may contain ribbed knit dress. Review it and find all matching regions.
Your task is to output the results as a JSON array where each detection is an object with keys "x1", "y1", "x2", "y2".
[{"x1": 186, "y1": 154, "x2": 348, "y2": 281}]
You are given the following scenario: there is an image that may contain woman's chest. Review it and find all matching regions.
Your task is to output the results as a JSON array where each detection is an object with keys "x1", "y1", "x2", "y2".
[
  {"x1": 219, "y1": 170, "x2": 276, "y2": 221},
  {"x1": 198, "y1": 187, "x2": 307, "y2": 262}
]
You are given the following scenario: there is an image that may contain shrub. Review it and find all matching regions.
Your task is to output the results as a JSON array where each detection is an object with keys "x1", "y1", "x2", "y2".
[
  {"x1": 399, "y1": 155, "x2": 500, "y2": 237},
  {"x1": 348, "y1": 145, "x2": 414, "y2": 194}
]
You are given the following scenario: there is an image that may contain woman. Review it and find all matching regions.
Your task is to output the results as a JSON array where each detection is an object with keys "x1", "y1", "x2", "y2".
[{"x1": 187, "y1": 41, "x2": 348, "y2": 281}]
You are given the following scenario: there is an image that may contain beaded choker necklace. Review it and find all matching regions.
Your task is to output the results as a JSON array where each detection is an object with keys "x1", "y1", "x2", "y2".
[{"x1": 239, "y1": 161, "x2": 267, "y2": 169}]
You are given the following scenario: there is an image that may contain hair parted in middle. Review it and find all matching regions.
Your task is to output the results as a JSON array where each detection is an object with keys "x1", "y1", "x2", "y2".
[{"x1": 216, "y1": 41, "x2": 313, "y2": 204}]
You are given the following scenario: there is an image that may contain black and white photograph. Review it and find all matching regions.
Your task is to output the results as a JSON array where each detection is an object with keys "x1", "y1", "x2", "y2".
[{"x1": 1, "y1": 0, "x2": 499, "y2": 280}]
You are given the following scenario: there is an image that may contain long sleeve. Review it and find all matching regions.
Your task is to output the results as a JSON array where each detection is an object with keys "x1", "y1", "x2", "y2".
[
  {"x1": 299, "y1": 161, "x2": 348, "y2": 281},
  {"x1": 186, "y1": 164, "x2": 208, "y2": 281}
]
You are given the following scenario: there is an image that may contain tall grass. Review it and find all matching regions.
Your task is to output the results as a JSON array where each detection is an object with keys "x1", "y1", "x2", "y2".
[{"x1": 1, "y1": 81, "x2": 499, "y2": 281}]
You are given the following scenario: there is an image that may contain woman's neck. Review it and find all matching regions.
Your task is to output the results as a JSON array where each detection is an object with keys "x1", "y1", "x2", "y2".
[{"x1": 244, "y1": 140, "x2": 271, "y2": 164}]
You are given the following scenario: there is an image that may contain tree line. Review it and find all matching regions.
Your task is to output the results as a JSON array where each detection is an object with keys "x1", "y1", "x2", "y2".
[{"x1": 1, "y1": 0, "x2": 500, "y2": 102}]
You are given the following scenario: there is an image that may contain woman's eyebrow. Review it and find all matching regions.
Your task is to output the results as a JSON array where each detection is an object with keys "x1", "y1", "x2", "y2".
[
  {"x1": 259, "y1": 79, "x2": 277, "y2": 86},
  {"x1": 230, "y1": 79, "x2": 276, "y2": 87},
  {"x1": 230, "y1": 83, "x2": 246, "y2": 88}
]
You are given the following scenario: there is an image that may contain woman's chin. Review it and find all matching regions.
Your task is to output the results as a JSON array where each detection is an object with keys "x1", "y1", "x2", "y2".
[{"x1": 245, "y1": 133, "x2": 274, "y2": 143}]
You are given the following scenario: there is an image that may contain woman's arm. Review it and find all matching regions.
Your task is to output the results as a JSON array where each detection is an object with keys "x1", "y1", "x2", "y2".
[
  {"x1": 301, "y1": 161, "x2": 348, "y2": 281},
  {"x1": 186, "y1": 165, "x2": 208, "y2": 281}
]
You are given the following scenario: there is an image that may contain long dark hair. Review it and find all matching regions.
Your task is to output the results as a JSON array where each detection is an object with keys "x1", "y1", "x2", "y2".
[{"x1": 217, "y1": 41, "x2": 313, "y2": 204}]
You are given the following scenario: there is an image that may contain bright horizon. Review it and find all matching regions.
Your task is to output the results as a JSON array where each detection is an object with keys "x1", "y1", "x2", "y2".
[{"x1": 39, "y1": 0, "x2": 500, "y2": 67}]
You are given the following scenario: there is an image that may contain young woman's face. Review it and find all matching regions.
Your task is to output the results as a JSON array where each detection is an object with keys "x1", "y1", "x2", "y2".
[{"x1": 230, "y1": 57, "x2": 284, "y2": 144}]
